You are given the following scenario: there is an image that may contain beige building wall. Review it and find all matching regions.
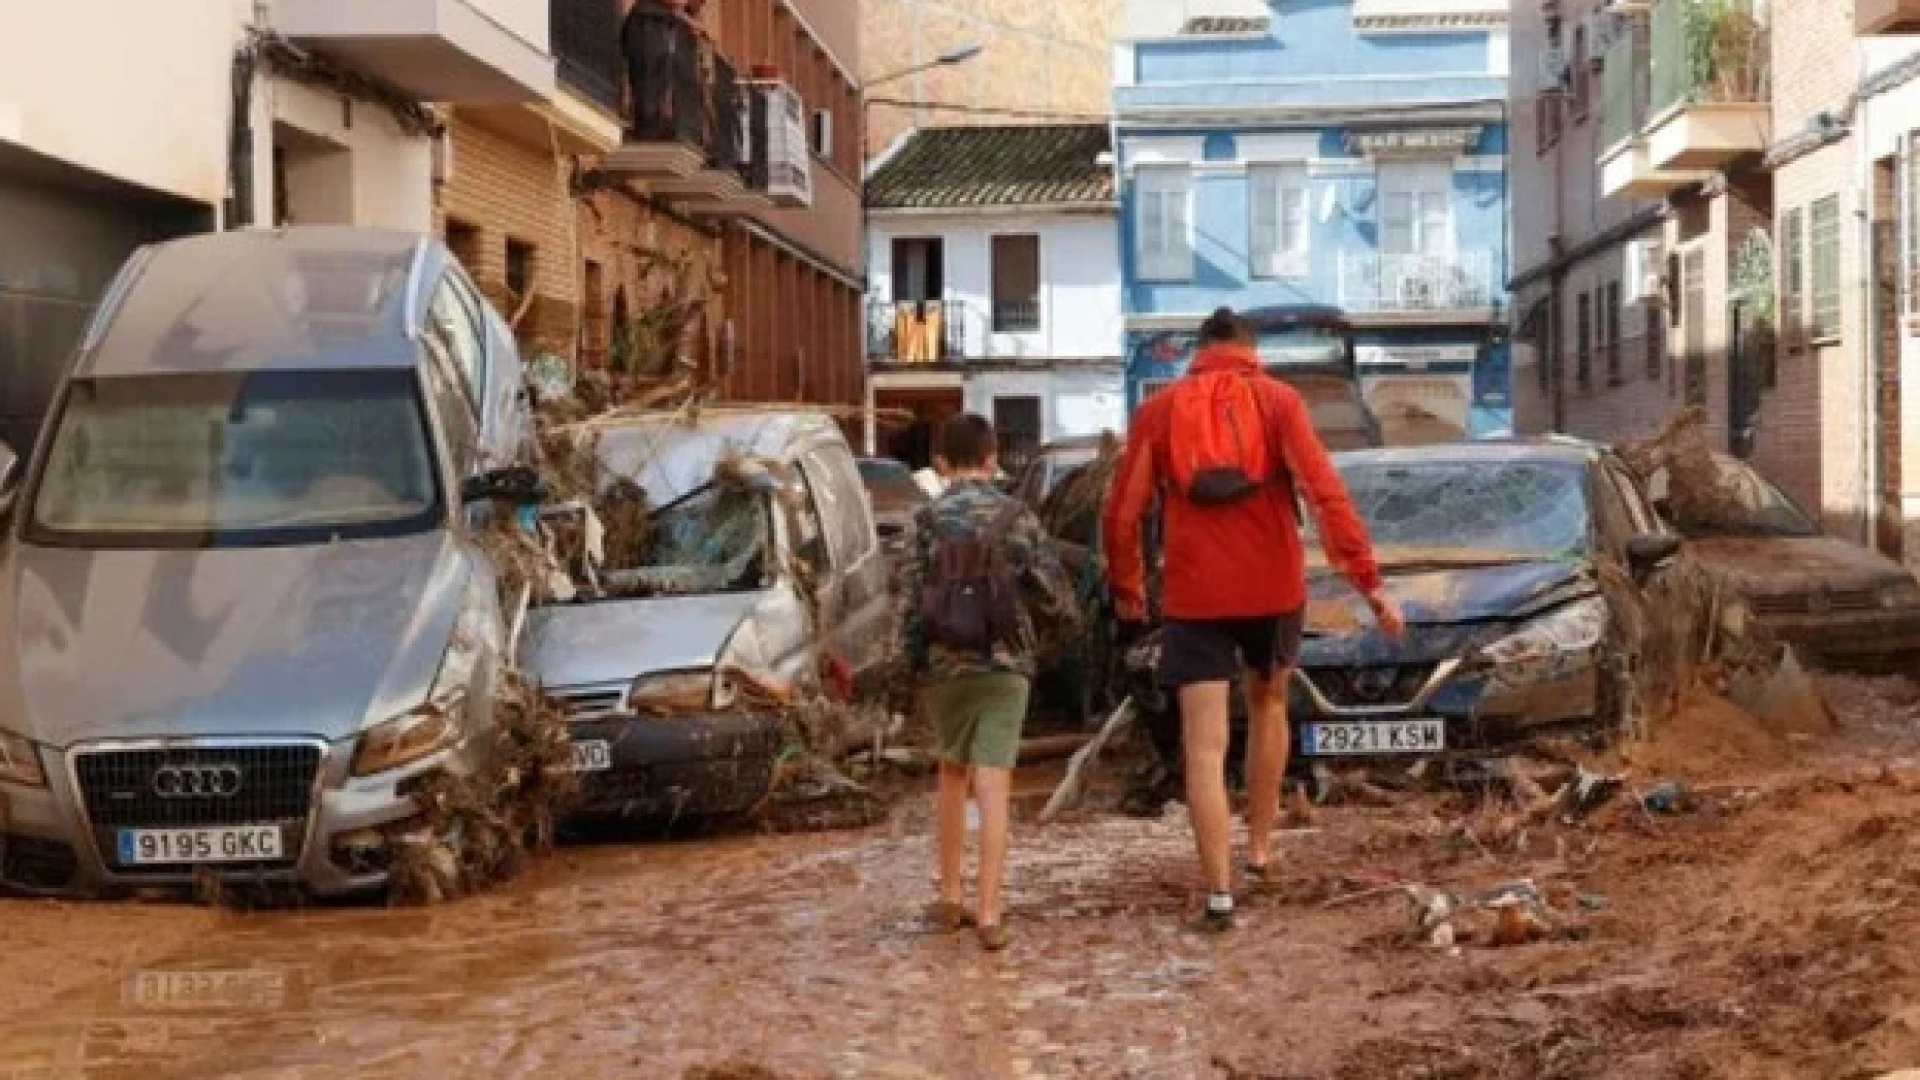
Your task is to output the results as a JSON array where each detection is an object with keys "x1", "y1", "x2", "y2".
[
  {"x1": 862, "y1": 0, "x2": 1122, "y2": 156},
  {"x1": 0, "y1": 0, "x2": 247, "y2": 207}
]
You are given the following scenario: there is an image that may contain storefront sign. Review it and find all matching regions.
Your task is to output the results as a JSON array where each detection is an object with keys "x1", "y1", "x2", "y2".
[{"x1": 1356, "y1": 344, "x2": 1477, "y2": 370}]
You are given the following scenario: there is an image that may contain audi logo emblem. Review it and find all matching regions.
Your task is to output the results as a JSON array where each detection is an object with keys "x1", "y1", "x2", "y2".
[{"x1": 152, "y1": 764, "x2": 244, "y2": 799}]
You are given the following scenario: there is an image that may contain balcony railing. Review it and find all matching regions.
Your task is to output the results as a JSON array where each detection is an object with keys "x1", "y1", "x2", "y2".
[
  {"x1": 992, "y1": 299, "x2": 1042, "y2": 334},
  {"x1": 551, "y1": 0, "x2": 621, "y2": 113},
  {"x1": 1650, "y1": 0, "x2": 1770, "y2": 115},
  {"x1": 1338, "y1": 252, "x2": 1495, "y2": 313},
  {"x1": 867, "y1": 299, "x2": 971, "y2": 363},
  {"x1": 626, "y1": 6, "x2": 706, "y2": 146}
]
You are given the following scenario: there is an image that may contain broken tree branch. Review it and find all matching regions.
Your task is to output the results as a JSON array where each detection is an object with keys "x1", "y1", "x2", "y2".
[{"x1": 1038, "y1": 697, "x2": 1137, "y2": 824}]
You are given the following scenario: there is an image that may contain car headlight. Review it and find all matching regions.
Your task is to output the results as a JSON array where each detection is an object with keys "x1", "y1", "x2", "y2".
[
  {"x1": 352, "y1": 610, "x2": 482, "y2": 777},
  {"x1": 1479, "y1": 596, "x2": 1607, "y2": 686},
  {"x1": 0, "y1": 729, "x2": 46, "y2": 788},
  {"x1": 1880, "y1": 577, "x2": 1920, "y2": 609}
]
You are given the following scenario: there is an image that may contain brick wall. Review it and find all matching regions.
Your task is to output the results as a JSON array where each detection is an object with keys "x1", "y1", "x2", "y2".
[
  {"x1": 862, "y1": 0, "x2": 1121, "y2": 156},
  {"x1": 437, "y1": 115, "x2": 579, "y2": 356}
]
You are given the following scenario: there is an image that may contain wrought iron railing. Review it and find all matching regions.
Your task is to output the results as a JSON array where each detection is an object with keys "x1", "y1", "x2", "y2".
[
  {"x1": 1338, "y1": 251, "x2": 1495, "y2": 312},
  {"x1": 867, "y1": 298, "x2": 971, "y2": 362},
  {"x1": 991, "y1": 299, "x2": 1042, "y2": 334},
  {"x1": 551, "y1": 0, "x2": 622, "y2": 113},
  {"x1": 625, "y1": 6, "x2": 706, "y2": 146}
]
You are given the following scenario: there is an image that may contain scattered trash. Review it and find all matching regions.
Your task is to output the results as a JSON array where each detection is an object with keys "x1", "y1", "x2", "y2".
[
  {"x1": 1577, "y1": 892, "x2": 1610, "y2": 912},
  {"x1": 1641, "y1": 780, "x2": 1692, "y2": 815},
  {"x1": 1398, "y1": 878, "x2": 1583, "y2": 950},
  {"x1": 1560, "y1": 766, "x2": 1624, "y2": 820}
]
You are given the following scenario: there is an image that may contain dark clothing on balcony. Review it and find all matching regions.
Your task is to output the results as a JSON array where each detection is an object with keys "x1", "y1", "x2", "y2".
[{"x1": 622, "y1": 5, "x2": 702, "y2": 143}]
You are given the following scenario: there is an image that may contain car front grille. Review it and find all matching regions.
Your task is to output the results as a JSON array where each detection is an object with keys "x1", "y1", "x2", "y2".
[
  {"x1": 1301, "y1": 664, "x2": 1437, "y2": 708},
  {"x1": 73, "y1": 745, "x2": 322, "y2": 872},
  {"x1": 1748, "y1": 589, "x2": 1881, "y2": 616},
  {"x1": 557, "y1": 690, "x2": 626, "y2": 717}
]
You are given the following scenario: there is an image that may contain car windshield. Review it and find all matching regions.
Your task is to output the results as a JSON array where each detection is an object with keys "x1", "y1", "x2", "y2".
[
  {"x1": 600, "y1": 482, "x2": 772, "y2": 596},
  {"x1": 27, "y1": 370, "x2": 441, "y2": 548},
  {"x1": 1666, "y1": 459, "x2": 1820, "y2": 538},
  {"x1": 1306, "y1": 460, "x2": 1590, "y2": 564}
]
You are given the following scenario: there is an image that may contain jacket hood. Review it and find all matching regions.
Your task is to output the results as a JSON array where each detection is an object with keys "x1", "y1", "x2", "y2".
[
  {"x1": 1188, "y1": 343, "x2": 1262, "y2": 377},
  {"x1": 0, "y1": 534, "x2": 470, "y2": 747},
  {"x1": 518, "y1": 590, "x2": 770, "y2": 691}
]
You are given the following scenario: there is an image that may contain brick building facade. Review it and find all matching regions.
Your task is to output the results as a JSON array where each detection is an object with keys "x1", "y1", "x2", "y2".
[
  {"x1": 437, "y1": 0, "x2": 863, "y2": 412},
  {"x1": 861, "y1": 0, "x2": 1121, "y2": 155}
]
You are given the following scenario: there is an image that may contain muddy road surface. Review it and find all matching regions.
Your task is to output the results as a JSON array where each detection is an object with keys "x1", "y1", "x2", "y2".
[{"x1": 7, "y1": 681, "x2": 1920, "y2": 1079}]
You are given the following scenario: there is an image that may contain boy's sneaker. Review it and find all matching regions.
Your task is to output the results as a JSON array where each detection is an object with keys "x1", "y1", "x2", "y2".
[{"x1": 1192, "y1": 892, "x2": 1236, "y2": 933}]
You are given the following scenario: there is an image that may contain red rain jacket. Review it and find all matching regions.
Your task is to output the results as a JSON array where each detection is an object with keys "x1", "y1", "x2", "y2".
[{"x1": 1103, "y1": 343, "x2": 1384, "y2": 621}]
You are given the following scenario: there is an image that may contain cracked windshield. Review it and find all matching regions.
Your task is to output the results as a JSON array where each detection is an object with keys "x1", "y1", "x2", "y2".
[{"x1": 8, "y1": 1, "x2": 1920, "y2": 1079}]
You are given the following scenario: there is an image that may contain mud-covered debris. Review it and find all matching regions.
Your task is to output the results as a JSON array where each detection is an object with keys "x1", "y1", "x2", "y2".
[
  {"x1": 1561, "y1": 766, "x2": 1624, "y2": 820},
  {"x1": 1642, "y1": 780, "x2": 1693, "y2": 814},
  {"x1": 388, "y1": 670, "x2": 577, "y2": 905},
  {"x1": 1401, "y1": 878, "x2": 1582, "y2": 949}
]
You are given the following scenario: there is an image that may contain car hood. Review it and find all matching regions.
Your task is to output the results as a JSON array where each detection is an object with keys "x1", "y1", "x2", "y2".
[
  {"x1": 0, "y1": 534, "x2": 469, "y2": 747},
  {"x1": 1685, "y1": 535, "x2": 1911, "y2": 595},
  {"x1": 518, "y1": 590, "x2": 768, "y2": 691},
  {"x1": 1302, "y1": 558, "x2": 1591, "y2": 665}
]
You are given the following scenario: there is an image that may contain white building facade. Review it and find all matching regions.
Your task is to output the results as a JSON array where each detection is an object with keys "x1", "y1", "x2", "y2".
[{"x1": 863, "y1": 125, "x2": 1124, "y2": 471}]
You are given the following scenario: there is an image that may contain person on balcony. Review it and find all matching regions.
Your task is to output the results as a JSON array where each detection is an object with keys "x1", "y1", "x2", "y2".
[{"x1": 622, "y1": 0, "x2": 698, "y2": 142}]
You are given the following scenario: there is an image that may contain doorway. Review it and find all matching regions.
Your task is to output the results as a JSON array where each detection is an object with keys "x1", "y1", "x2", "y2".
[{"x1": 1873, "y1": 155, "x2": 1902, "y2": 559}]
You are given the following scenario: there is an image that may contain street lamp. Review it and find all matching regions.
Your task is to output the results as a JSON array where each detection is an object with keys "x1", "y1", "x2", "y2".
[{"x1": 858, "y1": 41, "x2": 984, "y2": 455}]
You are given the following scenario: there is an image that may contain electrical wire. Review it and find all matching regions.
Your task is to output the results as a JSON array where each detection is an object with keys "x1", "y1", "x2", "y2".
[{"x1": 864, "y1": 98, "x2": 1113, "y2": 123}]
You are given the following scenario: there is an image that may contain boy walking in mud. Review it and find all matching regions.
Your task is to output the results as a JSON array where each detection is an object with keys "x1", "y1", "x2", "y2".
[{"x1": 899, "y1": 413, "x2": 1079, "y2": 950}]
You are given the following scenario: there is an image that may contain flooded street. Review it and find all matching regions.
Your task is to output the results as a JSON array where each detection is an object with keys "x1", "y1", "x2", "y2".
[{"x1": 10, "y1": 681, "x2": 1920, "y2": 1079}]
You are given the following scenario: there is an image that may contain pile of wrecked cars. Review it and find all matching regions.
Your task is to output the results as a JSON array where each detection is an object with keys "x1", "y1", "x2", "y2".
[{"x1": 0, "y1": 226, "x2": 891, "y2": 900}]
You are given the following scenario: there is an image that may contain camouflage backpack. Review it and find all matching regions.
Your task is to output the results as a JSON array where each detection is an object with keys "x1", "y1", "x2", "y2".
[{"x1": 921, "y1": 500, "x2": 1026, "y2": 654}]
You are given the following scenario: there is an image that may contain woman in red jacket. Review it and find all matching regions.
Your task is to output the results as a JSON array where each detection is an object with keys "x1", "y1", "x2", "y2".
[{"x1": 1104, "y1": 308, "x2": 1404, "y2": 931}]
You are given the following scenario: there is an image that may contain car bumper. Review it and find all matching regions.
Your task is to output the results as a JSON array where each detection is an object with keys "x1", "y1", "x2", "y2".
[
  {"x1": 0, "y1": 734, "x2": 489, "y2": 900},
  {"x1": 565, "y1": 709, "x2": 786, "y2": 820},
  {"x1": 1758, "y1": 608, "x2": 1920, "y2": 667},
  {"x1": 1287, "y1": 662, "x2": 1603, "y2": 761}
]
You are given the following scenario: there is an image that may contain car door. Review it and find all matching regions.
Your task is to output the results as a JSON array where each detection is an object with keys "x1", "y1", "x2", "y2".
[
  {"x1": 1593, "y1": 453, "x2": 1685, "y2": 721},
  {"x1": 799, "y1": 441, "x2": 893, "y2": 687}
]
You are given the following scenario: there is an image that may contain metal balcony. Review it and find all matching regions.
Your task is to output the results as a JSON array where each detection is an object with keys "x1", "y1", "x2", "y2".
[
  {"x1": 1338, "y1": 252, "x2": 1496, "y2": 315},
  {"x1": 272, "y1": 0, "x2": 554, "y2": 102},
  {"x1": 1597, "y1": 27, "x2": 1711, "y2": 197},
  {"x1": 867, "y1": 299, "x2": 971, "y2": 364},
  {"x1": 1643, "y1": 0, "x2": 1770, "y2": 171}
]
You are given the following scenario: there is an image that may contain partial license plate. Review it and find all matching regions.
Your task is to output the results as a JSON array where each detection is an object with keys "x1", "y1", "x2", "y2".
[
  {"x1": 115, "y1": 826, "x2": 283, "y2": 866},
  {"x1": 571, "y1": 740, "x2": 613, "y2": 773},
  {"x1": 123, "y1": 969, "x2": 288, "y2": 1010},
  {"x1": 1305, "y1": 720, "x2": 1447, "y2": 756}
]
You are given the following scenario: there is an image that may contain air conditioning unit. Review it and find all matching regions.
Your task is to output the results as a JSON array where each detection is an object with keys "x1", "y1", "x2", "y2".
[
  {"x1": 745, "y1": 78, "x2": 813, "y2": 208},
  {"x1": 1537, "y1": 48, "x2": 1571, "y2": 94},
  {"x1": 1623, "y1": 238, "x2": 1663, "y2": 305},
  {"x1": 1587, "y1": 10, "x2": 1626, "y2": 56}
]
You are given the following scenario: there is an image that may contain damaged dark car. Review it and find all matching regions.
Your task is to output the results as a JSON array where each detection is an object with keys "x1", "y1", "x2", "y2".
[{"x1": 1111, "y1": 440, "x2": 1683, "y2": 776}]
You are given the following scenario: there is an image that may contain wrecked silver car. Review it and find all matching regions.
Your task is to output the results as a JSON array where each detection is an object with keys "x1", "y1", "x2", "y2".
[
  {"x1": 0, "y1": 227, "x2": 534, "y2": 897},
  {"x1": 521, "y1": 411, "x2": 892, "y2": 819}
]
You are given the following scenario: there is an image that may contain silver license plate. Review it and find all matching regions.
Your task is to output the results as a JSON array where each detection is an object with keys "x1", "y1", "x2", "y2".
[
  {"x1": 1305, "y1": 720, "x2": 1447, "y2": 755},
  {"x1": 571, "y1": 740, "x2": 613, "y2": 773},
  {"x1": 116, "y1": 827, "x2": 283, "y2": 866}
]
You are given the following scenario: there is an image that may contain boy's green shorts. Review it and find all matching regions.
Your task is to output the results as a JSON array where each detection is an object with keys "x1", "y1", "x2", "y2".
[{"x1": 921, "y1": 672, "x2": 1031, "y2": 769}]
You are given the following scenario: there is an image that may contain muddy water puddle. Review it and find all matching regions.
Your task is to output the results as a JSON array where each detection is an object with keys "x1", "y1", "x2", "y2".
[{"x1": 0, "y1": 806, "x2": 1286, "y2": 1080}]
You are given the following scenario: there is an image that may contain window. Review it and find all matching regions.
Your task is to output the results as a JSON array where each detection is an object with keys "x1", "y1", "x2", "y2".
[
  {"x1": 990, "y1": 234, "x2": 1042, "y2": 333},
  {"x1": 444, "y1": 220, "x2": 482, "y2": 278},
  {"x1": 1378, "y1": 163, "x2": 1452, "y2": 255},
  {"x1": 1570, "y1": 27, "x2": 1590, "y2": 121},
  {"x1": 1576, "y1": 291, "x2": 1592, "y2": 391},
  {"x1": 1907, "y1": 132, "x2": 1920, "y2": 316},
  {"x1": 1605, "y1": 280, "x2": 1622, "y2": 385},
  {"x1": 993, "y1": 396, "x2": 1044, "y2": 477},
  {"x1": 1536, "y1": 93, "x2": 1561, "y2": 154},
  {"x1": 1250, "y1": 164, "x2": 1311, "y2": 278},
  {"x1": 805, "y1": 448, "x2": 876, "y2": 568},
  {"x1": 1811, "y1": 195, "x2": 1841, "y2": 341},
  {"x1": 1782, "y1": 207, "x2": 1805, "y2": 341},
  {"x1": 1646, "y1": 305, "x2": 1663, "y2": 380},
  {"x1": 1683, "y1": 249, "x2": 1706, "y2": 405},
  {"x1": 1135, "y1": 166, "x2": 1194, "y2": 281},
  {"x1": 505, "y1": 238, "x2": 535, "y2": 300},
  {"x1": 890, "y1": 238, "x2": 944, "y2": 304},
  {"x1": 811, "y1": 109, "x2": 834, "y2": 160},
  {"x1": 426, "y1": 279, "x2": 486, "y2": 404},
  {"x1": 788, "y1": 465, "x2": 831, "y2": 576}
]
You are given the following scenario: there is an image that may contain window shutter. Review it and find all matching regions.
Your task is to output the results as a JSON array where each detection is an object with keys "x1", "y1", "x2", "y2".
[
  {"x1": 1281, "y1": 182, "x2": 1309, "y2": 255},
  {"x1": 1251, "y1": 168, "x2": 1280, "y2": 275},
  {"x1": 1382, "y1": 191, "x2": 1414, "y2": 255},
  {"x1": 1168, "y1": 184, "x2": 1191, "y2": 267}
]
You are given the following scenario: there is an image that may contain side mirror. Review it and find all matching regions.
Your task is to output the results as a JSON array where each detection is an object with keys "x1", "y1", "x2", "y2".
[
  {"x1": 461, "y1": 465, "x2": 547, "y2": 506},
  {"x1": 1626, "y1": 534, "x2": 1682, "y2": 579}
]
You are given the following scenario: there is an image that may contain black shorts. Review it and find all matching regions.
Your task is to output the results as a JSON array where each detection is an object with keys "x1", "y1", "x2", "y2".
[{"x1": 1159, "y1": 613, "x2": 1305, "y2": 689}]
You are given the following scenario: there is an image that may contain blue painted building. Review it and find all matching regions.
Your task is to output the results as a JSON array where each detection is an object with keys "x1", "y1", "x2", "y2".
[{"x1": 1113, "y1": 0, "x2": 1512, "y2": 440}]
